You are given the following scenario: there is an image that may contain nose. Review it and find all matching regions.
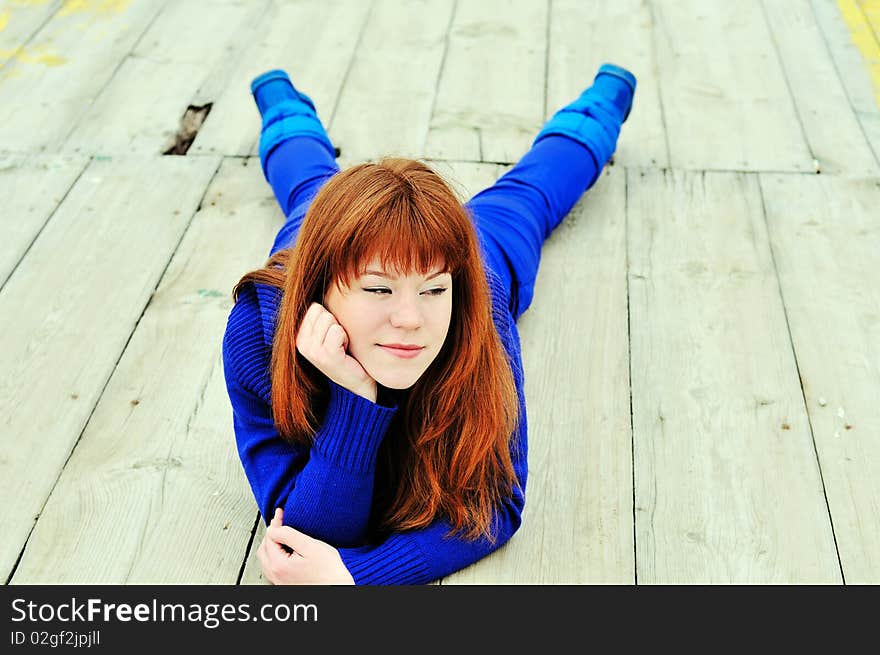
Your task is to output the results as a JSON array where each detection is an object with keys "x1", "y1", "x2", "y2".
[{"x1": 389, "y1": 294, "x2": 424, "y2": 329}]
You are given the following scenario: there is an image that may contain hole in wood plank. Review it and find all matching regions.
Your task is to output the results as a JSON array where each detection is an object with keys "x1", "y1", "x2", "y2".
[{"x1": 163, "y1": 103, "x2": 213, "y2": 156}]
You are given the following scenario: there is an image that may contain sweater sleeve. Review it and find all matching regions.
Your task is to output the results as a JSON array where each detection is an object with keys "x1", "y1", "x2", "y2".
[
  {"x1": 222, "y1": 284, "x2": 398, "y2": 546},
  {"x1": 336, "y1": 414, "x2": 528, "y2": 584}
]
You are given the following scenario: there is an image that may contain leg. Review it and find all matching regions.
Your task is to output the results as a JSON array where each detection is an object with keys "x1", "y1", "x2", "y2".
[
  {"x1": 467, "y1": 136, "x2": 599, "y2": 320},
  {"x1": 251, "y1": 70, "x2": 340, "y2": 254},
  {"x1": 466, "y1": 64, "x2": 636, "y2": 320},
  {"x1": 264, "y1": 136, "x2": 339, "y2": 256}
]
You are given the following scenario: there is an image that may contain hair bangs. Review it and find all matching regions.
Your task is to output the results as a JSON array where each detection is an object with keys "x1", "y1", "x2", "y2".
[{"x1": 331, "y1": 184, "x2": 469, "y2": 288}]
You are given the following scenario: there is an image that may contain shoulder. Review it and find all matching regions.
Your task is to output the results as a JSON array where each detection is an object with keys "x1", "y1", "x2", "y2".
[
  {"x1": 483, "y1": 267, "x2": 512, "y2": 326},
  {"x1": 483, "y1": 268, "x2": 524, "y2": 382},
  {"x1": 483, "y1": 267, "x2": 513, "y2": 341},
  {"x1": 225, "y1": 282, "x2": 283, "y2": 347},
  {"x1": 222, "y1": 282, "x2": 283, "y2": 402}
]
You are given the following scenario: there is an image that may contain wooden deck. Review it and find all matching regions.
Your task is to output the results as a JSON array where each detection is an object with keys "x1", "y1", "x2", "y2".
[{"x1": 1, "y1": 0, "x2": 878, "y2": 585}]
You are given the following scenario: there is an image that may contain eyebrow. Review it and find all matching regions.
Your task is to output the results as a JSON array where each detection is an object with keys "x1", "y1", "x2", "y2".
[{"x1": 363, "y1": 270, "x2": 448, "y2": 280}]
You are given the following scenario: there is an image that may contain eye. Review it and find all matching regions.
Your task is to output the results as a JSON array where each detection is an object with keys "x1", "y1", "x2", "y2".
[{"x1": 363, "y1": 287, "x2": 448, "y2": 296}]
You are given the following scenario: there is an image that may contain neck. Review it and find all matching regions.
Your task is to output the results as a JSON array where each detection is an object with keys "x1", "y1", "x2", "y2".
[{"x1": 376, "y1": 384, "x2": 408, "y2": 408}]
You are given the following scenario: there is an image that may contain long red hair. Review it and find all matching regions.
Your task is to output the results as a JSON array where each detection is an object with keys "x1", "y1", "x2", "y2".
[{"x1": 233, "y1": 158, "x2": 519, "y2": 542}]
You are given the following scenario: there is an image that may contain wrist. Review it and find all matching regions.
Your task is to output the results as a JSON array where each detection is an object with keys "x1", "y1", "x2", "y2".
[
  {"x1": 326, "y1": 376, "x2": 376, "y2": 404},
  {"x1": 315, "y1": 380, "x2": 396, "y2": 473}
]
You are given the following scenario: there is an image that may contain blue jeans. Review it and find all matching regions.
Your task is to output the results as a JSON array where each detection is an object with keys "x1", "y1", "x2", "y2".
[{"x1": 264, "y1": 132, "x2": 603, "y2": 321}]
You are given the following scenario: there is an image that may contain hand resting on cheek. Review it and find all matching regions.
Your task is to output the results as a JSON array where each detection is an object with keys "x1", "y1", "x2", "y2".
[{"x1": 296, "y1": 302, "x2": 378, "y2": 403}]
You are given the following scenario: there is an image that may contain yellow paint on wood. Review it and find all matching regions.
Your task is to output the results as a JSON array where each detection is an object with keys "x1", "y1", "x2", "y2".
[
  {"x1": 858, "y1": 0, "x2": 880, "y2": 35},
  {"x1": 0, "y1": 0, "x2": 128, "y2": 68},
  {"x1": 0, "y1": 45, "x2": 67, "y2": 66},
  {"x1": 0, "y1": 68, "x2": 25, "y2": 81},
  {"x1": 838, "y1": 0, "x2": 880, "y2": 107},
  {"x1": 59, "y1": 0, "x2": 131, "y2": 17}
]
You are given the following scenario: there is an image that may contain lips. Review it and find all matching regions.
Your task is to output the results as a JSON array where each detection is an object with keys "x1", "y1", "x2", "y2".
[{"x1": 378, "y1": 344, "x2": 425, "y2": 359}]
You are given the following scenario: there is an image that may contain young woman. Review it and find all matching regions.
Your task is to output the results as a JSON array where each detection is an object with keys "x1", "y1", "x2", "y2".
[{"x1": 222, "y1": 64, "x2": 636, "y2": 584}]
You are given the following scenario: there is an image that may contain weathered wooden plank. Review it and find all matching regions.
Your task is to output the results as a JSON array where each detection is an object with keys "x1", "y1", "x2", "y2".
[
  {"x1": 860, "y1": 0, "x2": 880, "y2": 27},
  {"x1": 11, "y1": 156, "x2": 279, "y2": 584},
  {"x1": 628, "y1": 169, "x2": 840, "y2": 583},
  {"x1": 62, "y1": 0, "x2": 268, "y2": 156},
  {"x1": 759, "y1": 173, "x2": 880, "y2": 583},
  {"x1": 190, "y1": 0, "x2": 370, "y2": 159},
  {"x1": 812, "y1": 0, "x2": 880, "y2": 166},
  {"x1": 240, "y1": 520, "x2": 268, "y2": 585},
  {"x1": 0, "y1": 153, "x2": 88, "y2": 287},
  {"x1": 547, "y1": 0, "x2": 667, "y2": 168},
  {"x1": 0, "y1": 0, "x2": 62, "y2": 67},
  {"x1": 651, "y1": 0, "x2": 813, "y2": 171},
  {"x1": 763, "y1": 0, "x2": 878, "y2": 175},
  {"x1": 425, "y1": 0, "x2": 546, "y2": 163},
  {"x1": 444, "y1": 164, "x2": 634, "y2": 584},
  {"x1": 330, "y1": 0, "x2": 453, "y2": 161},
  {"x1": 427, "y1": 158, "x2": 507, "y2": 201},
  {"x1": 0, "y1": 0, "x2": 167, "y2": 152},
  {"x1": 0, "y1": 154, "x2": 219, "y2": 583}
]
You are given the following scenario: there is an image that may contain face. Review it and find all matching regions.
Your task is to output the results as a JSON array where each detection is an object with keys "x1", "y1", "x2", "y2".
[{"x1": 323, "y1": 259, "x2": 453, "y2": 390}]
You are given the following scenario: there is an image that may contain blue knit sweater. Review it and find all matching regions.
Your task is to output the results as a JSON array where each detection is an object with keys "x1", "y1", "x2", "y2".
[{"x1": 222, "y1": 266, "x2": 528, "y2": 584}]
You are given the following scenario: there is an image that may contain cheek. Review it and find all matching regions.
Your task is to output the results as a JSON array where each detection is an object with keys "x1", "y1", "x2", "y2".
[
  {"x1": 337, "y1": 303, "x2": 382, "y2": 343},
  {"x1": 434, "y1": 300, "x2": 453, "y2": 338},
  {"x1": 325, "y1": 291, "x2": 362, "y2": 328},
  {"x1": 443, "y1": 295, "x2": 453, "y2": 323}
]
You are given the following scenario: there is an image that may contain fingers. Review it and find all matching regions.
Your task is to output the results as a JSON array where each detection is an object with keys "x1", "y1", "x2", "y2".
[
  {"x1": 299, "y1": 303, "x2": 321, "y2": 341},
  {"x1": 314, "y1": 310, "x2": 338, "y2": 347},
  {"x1": 303, "y1": 303, "x2": 335, "y2": 337},
  {"x1": 267, "y1": 524, "x2": 318, "y2": 557},
  {"x1": 267, "y1": 509, "x2": 310, "y2": 557},
  {"x1": 268, "y1": 508, "x2": 298, "y2": 556},
  {"x1": 295, "y1": 303, "x2": 371, "y2": 398},
  {"x1": 259, "y1": 529, "x2": 304, "y2": 585},
  {"x1": 325, "y1": 323, "x2": 348, "y2": 351},
  {"x1": 297, "y1": 303, "x2": 344, "y2": 356},
  {"x1": 297, "y1": 303, "x2": 327, "y2": 352}
]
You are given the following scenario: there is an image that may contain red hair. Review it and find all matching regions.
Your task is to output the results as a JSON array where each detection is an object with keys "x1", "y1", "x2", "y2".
[{"x1": 233, "y1": 158, "x2": 519, "y2": 542}]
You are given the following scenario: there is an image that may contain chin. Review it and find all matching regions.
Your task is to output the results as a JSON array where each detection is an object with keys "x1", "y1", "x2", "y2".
[
  {"x1": 367, "y1": 363, "x2": 428, "y2": 390},
  {"x1": 373, "y1": 373, "x2": 421, "y2": 390},
  {"x1": 362, "y1": 347, "x2": 441, "y2": 391}
]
